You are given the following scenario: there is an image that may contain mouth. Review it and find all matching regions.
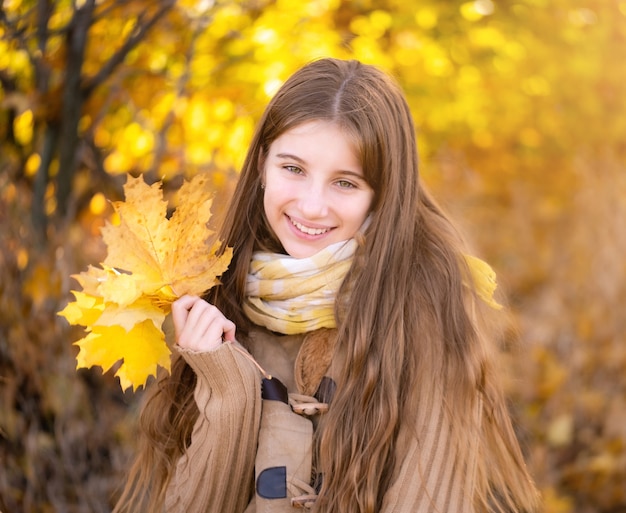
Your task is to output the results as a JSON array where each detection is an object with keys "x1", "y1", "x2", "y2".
[{"x1": 288, "y1": 215, "x2": 331, "y2": 236}]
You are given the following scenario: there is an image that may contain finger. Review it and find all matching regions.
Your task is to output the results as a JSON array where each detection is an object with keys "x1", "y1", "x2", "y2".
[
  {"x1": 222, "y1": 319, "x2": 236, "y2": 343},
  {"x1": 183, "y1": 298, "x2": 218, "y2": 328},
  {"x1": 171, "y1": 295, "x2": 201, "y2": 340},
  {"x1": 187, "y1": 309, "x2": 234, "y2": 350},
  {"x1": 175, "y1": 299, "x2": 236, "y2": 351},
  {"x1": 179, "y1": 303, "x2": 217, "y2": 348}
]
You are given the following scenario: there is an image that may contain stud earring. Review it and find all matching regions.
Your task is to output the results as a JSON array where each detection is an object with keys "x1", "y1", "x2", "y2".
[{"x1": 261, "y1": 183, "x2": 266, "y2": 189}]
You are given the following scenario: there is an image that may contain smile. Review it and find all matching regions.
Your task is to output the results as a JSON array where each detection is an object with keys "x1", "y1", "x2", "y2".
[{"x1": 289, "y1": 216, "x2": 331, "y2": 235}]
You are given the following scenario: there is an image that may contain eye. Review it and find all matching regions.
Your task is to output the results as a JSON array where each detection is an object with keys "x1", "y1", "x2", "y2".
[
  {"x1": 283, "y1": 165, "x2": 303, "y2": 174},
  {"x1": 336, "y1": 179, "x2": 357, "y2": 189}
]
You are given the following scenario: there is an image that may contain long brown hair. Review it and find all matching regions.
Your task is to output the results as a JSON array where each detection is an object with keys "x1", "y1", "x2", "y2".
[{"x1": 115, "y1": 58, "x2": 539, "y2": 512}]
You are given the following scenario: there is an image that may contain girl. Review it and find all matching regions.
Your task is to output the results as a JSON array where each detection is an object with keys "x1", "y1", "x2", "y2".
[{"x1": 115, "y1": 58, "x2": 539, "y2": 512}]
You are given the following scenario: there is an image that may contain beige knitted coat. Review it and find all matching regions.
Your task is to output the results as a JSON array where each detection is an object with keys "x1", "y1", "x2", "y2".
[{"x1": 164, "y1": 327, "x2": 476, "y2": 512}]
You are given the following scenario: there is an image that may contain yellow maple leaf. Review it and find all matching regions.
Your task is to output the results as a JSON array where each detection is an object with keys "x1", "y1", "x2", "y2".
[
  {"x1": 70, "y1": 265, "x2": 144, "y2": 307},
  {"x1": 59, "y1": 173, "x2": 232, "y2": 391},
  {"x1": 95, "y1": 296, "x2": 165, "y2": 332},
  {"x1": 101, "y1": 174, "x2": 232, "y2": 298},
  {"x1": 58, "y1": 290, "x2": 105, "y2": 326},
  {"x1": 75, "y1": 320, "x2": 171, "y2": 392}
]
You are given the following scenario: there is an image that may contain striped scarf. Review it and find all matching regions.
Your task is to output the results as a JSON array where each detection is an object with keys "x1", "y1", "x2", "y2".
[
  {"x1": 243, "y1": 239, "x2": 503, "y2": 335},
  {"x1": 243, "y1": 239, "x2": 356, "y2": 335}
]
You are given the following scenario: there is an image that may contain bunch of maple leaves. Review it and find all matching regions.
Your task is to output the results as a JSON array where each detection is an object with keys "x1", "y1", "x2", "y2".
[{"x1": 59, "y1": 174, "x2": 232, "y2": 391}]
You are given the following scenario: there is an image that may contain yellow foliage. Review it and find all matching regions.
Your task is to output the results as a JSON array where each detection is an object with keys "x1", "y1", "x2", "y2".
[
  {"x1": 59, "y1": 174, "x2": 233, "y2": 391},
  {"x1": 89, "y1": 193, "x2": 107, "y2": 215},
  {"x1": 415, "y1": 8, "x2": 438, "y2": 30},
  {"x1": 13, "y1": 109, "x2": 34, "y2": 146},
  {"x1": 24, "y1": 153, "x2": 40, "y2": 177},
  {"x1": 547, "y1": 414, "x2": 574, "y2": 447},
  {"x1": 541, "y1": 487, "x2": 574, "y2": 513}
]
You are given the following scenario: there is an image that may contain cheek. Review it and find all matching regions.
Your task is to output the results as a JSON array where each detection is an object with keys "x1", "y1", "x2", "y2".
[
  {"x1": 342, "y1": 200, "x2": 371, "y2": 236},
  {"x1": 262, "y1": 183, "x2": 285, "y2": 220},
  {"x1": 354, "y1": 209, "x2": 369, "y2": 229},
  {"x1": 356, "y1": 192, "x2": 375, "y2": 222}
]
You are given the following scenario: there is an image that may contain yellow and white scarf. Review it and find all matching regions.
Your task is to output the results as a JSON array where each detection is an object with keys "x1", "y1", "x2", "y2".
[
  {"x1": 243, "y1": 239, "x2": 356, "y2": 335},
  {"x1": 243, "y1": 239, "x2": 503, "y2": 336}
]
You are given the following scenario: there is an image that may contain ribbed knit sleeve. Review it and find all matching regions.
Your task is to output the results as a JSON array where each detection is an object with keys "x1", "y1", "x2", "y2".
[
  {"x1": 380, "y1": 390, "x2": 477, "y2": 513},
  {"x1": 165, "y1": 342, "x2": 262, "y2": 513}
]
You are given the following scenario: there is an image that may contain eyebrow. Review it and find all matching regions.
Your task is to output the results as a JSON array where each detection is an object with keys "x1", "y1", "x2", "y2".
[
  {"x1": 274, "y1": 152, "x2": 366, "y2": 179},
  {"x1": 275, "y1": 153, "x2": 306, "y2": 164}
]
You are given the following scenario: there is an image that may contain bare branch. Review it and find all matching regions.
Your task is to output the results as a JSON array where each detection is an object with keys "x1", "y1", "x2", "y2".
[
  {"x1": 0, "y1": 2, "x2": 37, "y2": 36},
  {"x1": 34, "y1": 0, "x2": 54, "y2": 92},
  {"x1": 91, "y1": 0, "x2": 135, "y2": 23},
  {"x1": 36, "y1": 0, "x2": 52, "y2": 52},
  {"x1": 0, "y1": 1, "x2": 58, "y2": 93},
  {"x1": 0, "y1": 4, "x2": 37, "y2": 56},
  {"x1": 81, "y1": 0, "x2": 176, "y2": 98},
  {"x1": 54, "y1": 0, "x2": 97, "y2": 217}
]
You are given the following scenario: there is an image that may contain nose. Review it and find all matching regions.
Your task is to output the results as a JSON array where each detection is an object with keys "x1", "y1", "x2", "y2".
[{"x1": 297, "y1": 182, "x2": 329, "y2": 219}]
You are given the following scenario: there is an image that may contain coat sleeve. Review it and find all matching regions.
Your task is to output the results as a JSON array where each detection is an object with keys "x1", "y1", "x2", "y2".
[
  {"x1": 165, "y1": 342, "x2": 262, "y2": 513},
  {"x1": 380, "y1": 391, "x2": 478, "y2": 513}
]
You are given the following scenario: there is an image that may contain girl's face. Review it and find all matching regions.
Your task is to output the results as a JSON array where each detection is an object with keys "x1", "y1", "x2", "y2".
[{"x1": 263, "y1": 121, "x2": 374, "y2": 258}]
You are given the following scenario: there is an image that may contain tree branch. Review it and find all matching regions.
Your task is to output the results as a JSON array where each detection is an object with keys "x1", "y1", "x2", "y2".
[
  {"x1": 90, "y1": 0, "x2": 135, "y2": 23},
  {"x1": 81, "y1": 0, "x2": 175, "y2": 98},
  {"x1": 34, "y1": 0, "x2": 54, "y2": 93},
  {"x1": 54, "y1": 0, "x2": 97, "y2": 217}
]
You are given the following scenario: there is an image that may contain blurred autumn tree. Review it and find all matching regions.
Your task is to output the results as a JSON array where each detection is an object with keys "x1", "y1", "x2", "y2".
[{"x1": 1, "y1": 0, "x2": 625, "y2": 511}]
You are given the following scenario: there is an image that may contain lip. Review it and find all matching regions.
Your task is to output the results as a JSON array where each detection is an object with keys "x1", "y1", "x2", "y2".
[{"x1": 286, "y1": 214, "x2": 334, "y2": 238}]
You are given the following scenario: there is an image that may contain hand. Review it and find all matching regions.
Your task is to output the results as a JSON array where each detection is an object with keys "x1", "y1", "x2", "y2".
[{"x1": 171, "y1": 295, "x2": 236, "y2": 352}]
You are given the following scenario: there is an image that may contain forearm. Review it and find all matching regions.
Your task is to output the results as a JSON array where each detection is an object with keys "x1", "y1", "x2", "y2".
[{"x1": 165, "y1": 343, "x2": 262, "y2": 513}]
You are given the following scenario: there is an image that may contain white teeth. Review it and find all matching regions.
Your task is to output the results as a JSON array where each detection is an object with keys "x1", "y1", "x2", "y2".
[{"x1": 290, "y1": 218, "x2": 329, "y2": 235}]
